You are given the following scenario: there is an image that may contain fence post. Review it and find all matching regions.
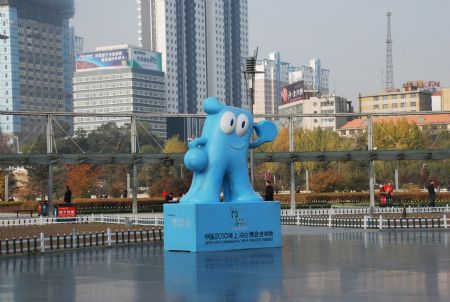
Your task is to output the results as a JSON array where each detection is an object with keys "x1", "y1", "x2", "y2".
[
  {"x1": 444, "y1": 214, "x2": 448, "y2": 229},
  {"x1": 363, "y1": 215, "x2": 367, "y2": 230},
  {"x1": 107, "y1": 228, "x2": 112, "y2": 247},
  {"x1": 40, "y1": 232, "x2": 45, "y2": 253},
  {"x1": 296, "y1": 211, "x2": 299, "y2": 226},
  {"x1": 379, "y1": 215, "x2": 383, "y2": 230},
  {"x1": 328, "y1": 214, "x2": 332, "y2": 228},
  {"x1": 72, "y1": 228, "x2": 76, "y2": 248}
]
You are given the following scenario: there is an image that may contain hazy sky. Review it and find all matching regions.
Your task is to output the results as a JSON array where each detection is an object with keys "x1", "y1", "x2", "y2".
[{"x1": 72, "y1": 0, "x2": 450, "y2": 103}]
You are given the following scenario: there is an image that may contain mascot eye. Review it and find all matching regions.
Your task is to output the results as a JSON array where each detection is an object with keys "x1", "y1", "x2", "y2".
[
  {"x1": 220, "y1": 111, "x2": 237, "y2": 134},
  {"x1": 235, "y1": 114, "x2": 250, "y2": 136}
]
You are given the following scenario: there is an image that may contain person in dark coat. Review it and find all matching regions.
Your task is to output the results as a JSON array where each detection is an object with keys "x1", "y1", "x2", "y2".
[
  {"x1": 64, "y1": 186, "x2": 72, "y2": 204},
  {"x1": 427, "y1": 180, "x2": 436, "y2": 207},
  {"x1": 264, "y1": 181, "x2": 274, "y2": 201},
  {"x1": 165, "y1": 192, "x2": 174, "y2": 203}
]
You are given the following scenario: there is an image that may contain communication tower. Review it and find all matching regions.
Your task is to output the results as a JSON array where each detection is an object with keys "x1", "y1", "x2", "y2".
[{"x1": 384, "y1": 11, "x2": 394, "y2": 91}]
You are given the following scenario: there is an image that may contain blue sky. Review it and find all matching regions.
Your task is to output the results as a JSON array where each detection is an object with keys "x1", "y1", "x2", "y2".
[{"x1": 73, "y1": 0, "x2": 450, "y2": 103}]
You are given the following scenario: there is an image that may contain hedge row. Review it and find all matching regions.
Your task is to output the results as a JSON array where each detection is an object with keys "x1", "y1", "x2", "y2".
[
  {"x1": 1, "y1": 193, "x2": 449, "y2": 213},
  {"x1": 0, "y1": 198, "x2": 166, "y2": 213},
  {"x1": 276, "y1": 192, "x2": 450, "y2": 205}
]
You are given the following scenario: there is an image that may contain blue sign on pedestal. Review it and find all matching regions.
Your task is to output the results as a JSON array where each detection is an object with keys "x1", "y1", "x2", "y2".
[
  {"x1": 164, "y1": 202, "x2": 281, "y2": 252},
  {"x1": 164, "y1": 97, "x2": 281, "y2": 252}
]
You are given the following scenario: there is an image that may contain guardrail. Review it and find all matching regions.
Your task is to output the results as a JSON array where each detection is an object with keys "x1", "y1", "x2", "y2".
[
  {"x1": 0, "y1": 214, "x2": 164, "y2": 227},
  {"x1": 0, "y1": 227, "x2": 163, "y2": 256},
  {"x1": 281, "y1": 214, "x2": 449, "y2": 230},
  {"x1": 280, "y1": 205, "x2": 450, "y2": 217}
]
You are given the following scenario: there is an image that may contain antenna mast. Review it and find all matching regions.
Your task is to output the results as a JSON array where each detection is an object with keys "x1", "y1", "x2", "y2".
[{"x1": 384, "y1": 11, "x2": 394, "y2": 91}]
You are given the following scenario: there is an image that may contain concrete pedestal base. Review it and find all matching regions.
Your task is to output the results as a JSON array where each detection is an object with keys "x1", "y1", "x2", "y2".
[{"x1": 163, "y1": 201, "x2": 281, "y2": 252}]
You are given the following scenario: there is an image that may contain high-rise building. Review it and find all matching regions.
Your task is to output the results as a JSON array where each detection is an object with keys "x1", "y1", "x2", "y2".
[
  {"x1": 254, "y1": 52, "x2": 290, "y2": 116},
  {"x1": 0, "y1": 0, "x2": 75, "y2": 136},
  {"x1": 73, "y1": 45, "x2": 167, "y2": 138},
  {"x1": 137, "y1": 0, "x2": 249, "y2": 114},
  {"x1": 289, "y1": 58, "x2": 330, "y2": 95},
  {"x1": 254, "y1": 54, "x2": 331, "y2": 117},
  {"x1": 69, "y1": 26, "x2": 84, "y2": 59},
  {"x1": 74, "y1": 35, "x2": 83, "y2": 56}
]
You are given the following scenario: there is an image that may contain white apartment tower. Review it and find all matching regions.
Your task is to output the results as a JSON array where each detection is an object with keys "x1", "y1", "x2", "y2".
[
  {"x1": 289, "y1": 58, "x2": 330, "y2": 95},
  {"x1": 254, "y1": 52, "x2": 290, "y2": 115},
  {"x1": 137, "y1": 0, "x2": 249, "y2": 113}
]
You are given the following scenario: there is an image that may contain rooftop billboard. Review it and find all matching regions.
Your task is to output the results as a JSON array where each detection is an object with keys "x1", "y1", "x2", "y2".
[
  {"x1": 129, "y1": 48, "x2": 162, "y2": 72},
  {"x1": 76, "y1": 48, "x2": 163, "y2": 72},
  {"x1": 281, "y1": 81, "x2": 305, "y2": 105},
  {"x1": 76, "y1": 49, "x2": 128, "y2": 70},
  {"x1": 403, "y1": 80, "x2": 441, "y2": 90}
]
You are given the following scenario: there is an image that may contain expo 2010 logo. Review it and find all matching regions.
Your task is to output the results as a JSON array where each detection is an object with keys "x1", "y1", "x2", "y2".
[{"x1": 230, "y1": 207, "x2": 246, "y2": 229}]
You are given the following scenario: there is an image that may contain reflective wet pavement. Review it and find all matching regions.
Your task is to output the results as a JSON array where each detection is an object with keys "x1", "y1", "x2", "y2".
[{"x1": 0, "y1": 227, "x2": 449, "y2": 302}]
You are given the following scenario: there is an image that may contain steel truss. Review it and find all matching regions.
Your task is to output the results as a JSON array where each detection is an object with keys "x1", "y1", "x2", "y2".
[{"x1": 1, "y1": 149, "x2": 449, "y2": 166}]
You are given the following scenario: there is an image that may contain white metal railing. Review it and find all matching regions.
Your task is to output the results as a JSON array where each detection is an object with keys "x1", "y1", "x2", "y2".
[
  {"x1": 0, "y1": 214, "x2": 164, "y2": 227},
  {"x1": 0, "y1": 227, "x2": 164, "y2": 255},
  {"x1": 280, "y1": 205, "x2": 450, "y2": 217},
  {"x1": 281, "y1": 213, "x2": 450, "y2": 230}
]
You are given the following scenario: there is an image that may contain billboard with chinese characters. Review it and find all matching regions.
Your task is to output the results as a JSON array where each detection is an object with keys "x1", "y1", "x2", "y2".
[
  {"x1": 129, "y1": 48, "x2": 162, "y2": 71},
  {"x1": 403, "y1": 80, "x2": 441, "y2": 91},
  {"x1": 280, "y1": 81, "x2": 305, "y2": 105},
  {"x1": 76, "y1": 49, "x2": 129, "y2": 70}
]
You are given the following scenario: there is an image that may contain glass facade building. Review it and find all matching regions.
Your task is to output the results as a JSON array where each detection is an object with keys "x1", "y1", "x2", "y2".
[
  {"x1": 137, "y1": 0, "x2": 249, "y2": 114},
  {"x1": 0, "y1": 0, "x2": 74, "y2": 136}
]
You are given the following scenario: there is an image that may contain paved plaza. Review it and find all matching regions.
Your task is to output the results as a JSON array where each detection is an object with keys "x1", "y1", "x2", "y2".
[{"x1": 0, "y1": 227, "x2": 449, "y2": 301}]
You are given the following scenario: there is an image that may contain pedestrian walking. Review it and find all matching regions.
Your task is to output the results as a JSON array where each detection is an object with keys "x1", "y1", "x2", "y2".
[
  {"x1": 427, "y1": 180, "x2": 436, "y2": 207},
  {"x1": 64, "y1": 186, "x2": 72, "y2": 204},
  {"x1": 264, "y1": 181, "x2": 274, "y2": 201}
]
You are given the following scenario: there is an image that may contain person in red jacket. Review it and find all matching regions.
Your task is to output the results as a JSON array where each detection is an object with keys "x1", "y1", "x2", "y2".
[{"x1": 383, "y1": 182, "x2": 394, "y2": 207}]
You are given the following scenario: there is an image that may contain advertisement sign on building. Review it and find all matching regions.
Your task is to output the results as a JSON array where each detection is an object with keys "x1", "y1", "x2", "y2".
[
  {"x1": 76, "y1": 49, "x2": 128, "y2": 70},
  {"x1": 280, "y1": 81, "x2": 305, "y2": 105},
  {"x1": 129, "y1": 48, "x2": 162, "y2": 71},
  {"x1": 403, "y1": 80, "x2": 441, "y2": 91}
]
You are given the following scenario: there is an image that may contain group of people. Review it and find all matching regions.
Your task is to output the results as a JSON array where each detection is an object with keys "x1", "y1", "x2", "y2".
[{"x1": 380, "y1": 180, "x2": 437, "y2": 207}]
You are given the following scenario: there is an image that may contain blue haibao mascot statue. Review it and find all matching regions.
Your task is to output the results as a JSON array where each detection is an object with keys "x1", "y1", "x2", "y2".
[{"x1": 182, "y1": 97, "x2": 277, "y2": 204}]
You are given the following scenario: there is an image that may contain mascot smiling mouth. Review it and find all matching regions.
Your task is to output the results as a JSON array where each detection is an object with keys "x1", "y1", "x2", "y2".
[{"x1": 230, "y1": 142, "x2": 246, "y2": 150}]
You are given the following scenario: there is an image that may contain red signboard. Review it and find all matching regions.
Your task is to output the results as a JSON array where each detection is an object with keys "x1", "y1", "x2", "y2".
[
  {"x1": 57, "y1": 206, "x2": 77, "y2": 218},
  {"x1": 281, "y1": 81, "x2": 305, "y2": 105}
]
